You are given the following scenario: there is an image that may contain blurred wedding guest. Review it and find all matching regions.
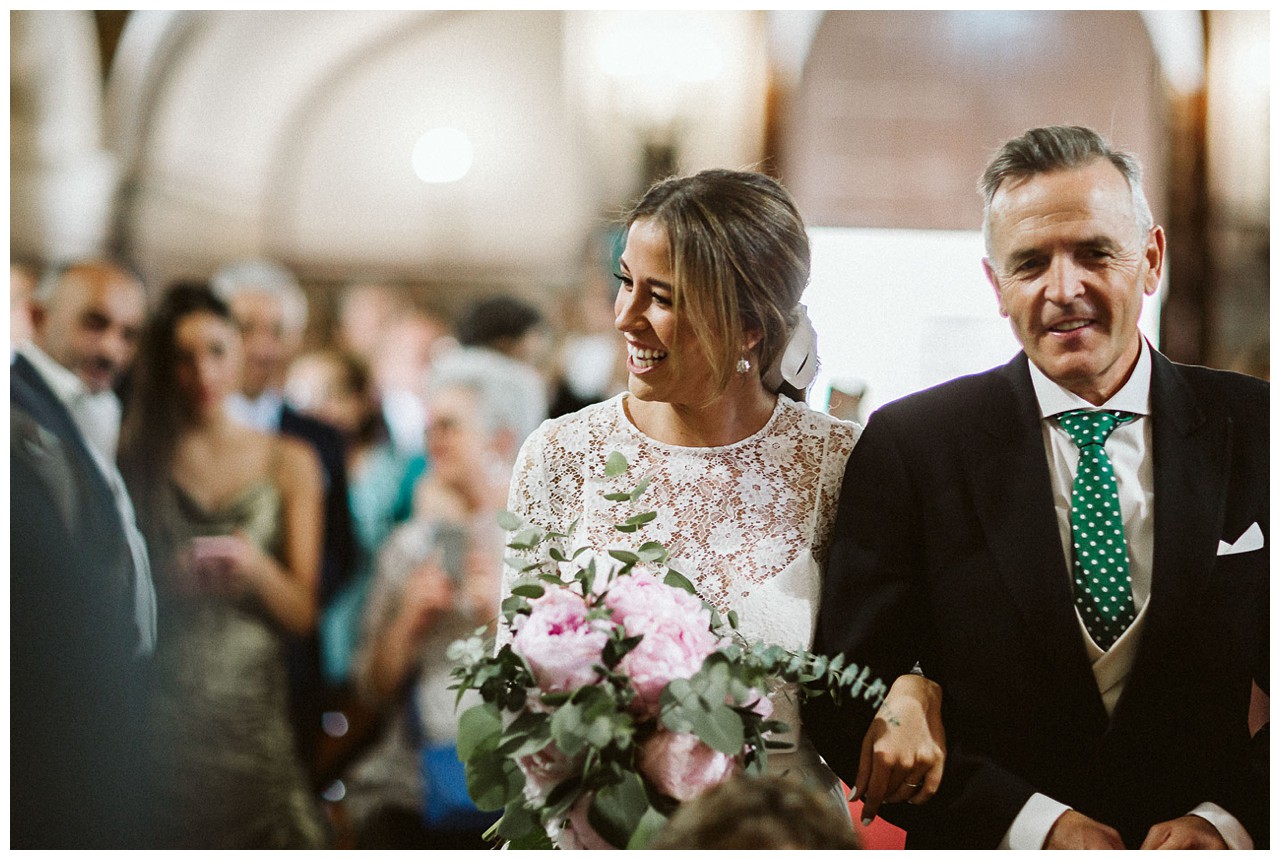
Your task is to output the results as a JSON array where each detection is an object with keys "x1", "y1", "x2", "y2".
[
  {"x1": 119, "y1": 282, "x2": 328, "y2": 848},
  {"x1": 284, "y1": 347, "x2": 427, "y2": 683},
  {"x1": 448, "y1": 295, "x2": 548, "y2": 456},
  {"x1": 336, "y1": 280, "x2": 411, "y2": 363},
  {"x1": 11, "y1": 272, "x2": 156, "y2": 848},
  {"x1": 651, "y1": 774, "x2": 861, "y2": 849},
  {"x1": 212, "y1": 258, "x2": 356, "y2": 603},
  {"x1": 11, "y1": 259, "x2": 37, "y2": 347},
  {"x1": 456, "y1": 293, "x2": 551, "y2": 366},
  {"x1": 547, "y1": 280, "x2": 629, "y2": 418},
  {"x1": 26, "y1": 258, "x2": 147, "y2": 457},
  {"x1": 372, "y1": 308, "x2": 453, "y2": 457},
  {"x1": 341, "y1": 348, "x2": 544, "y2": 849},
  {"x1": 213, "y1": 258, "x2": 357, "y2": 764}
]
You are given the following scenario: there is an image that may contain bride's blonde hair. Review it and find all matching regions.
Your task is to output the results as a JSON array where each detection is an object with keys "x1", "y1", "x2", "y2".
[{"x1": 625, "y1": 169, "x2": 811, "y2": 402}]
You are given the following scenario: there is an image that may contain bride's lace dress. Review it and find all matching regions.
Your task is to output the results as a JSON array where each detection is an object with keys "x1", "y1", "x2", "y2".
[{"x1": 503, "y1": 392, "x2": 860, "y2": 804}]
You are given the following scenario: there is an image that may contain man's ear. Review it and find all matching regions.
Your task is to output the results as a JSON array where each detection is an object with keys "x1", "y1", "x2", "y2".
[
  {"x1": 28, "y1": 301, "x2": 47, "y2": 334},
  {"x1": 1142, "y1": 226, "x2": 1166, "y2": 297},
  {"x1": 983, "y1": 259, "x2": 1008, "y2": 318}
]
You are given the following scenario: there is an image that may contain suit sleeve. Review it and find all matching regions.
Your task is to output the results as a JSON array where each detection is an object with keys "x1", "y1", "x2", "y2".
[{"x1": 805, "y1": 409, "x2": 1041, "y2": 847}]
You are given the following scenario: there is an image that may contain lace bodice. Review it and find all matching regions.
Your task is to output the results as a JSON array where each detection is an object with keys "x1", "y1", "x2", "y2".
[{"x1": 503, "y1": 394, "x2": 860, "y2": 652}]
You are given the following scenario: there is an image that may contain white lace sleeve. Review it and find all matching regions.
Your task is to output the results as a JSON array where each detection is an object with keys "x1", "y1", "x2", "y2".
[
  {"x1": 812, "y1": 420, "x2": 861, "y2": 567},
  {"x1": 497, "y1": 413, "x2": 589, "y2": 645}
]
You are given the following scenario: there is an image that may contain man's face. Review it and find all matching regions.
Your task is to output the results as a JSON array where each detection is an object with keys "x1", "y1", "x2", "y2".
[
  {"x1": 983, "y1": 159, "x2": 1164, "y2": 405},
  {"x1": 228, "y1": 290, "x2": 301, "y2": 398},
  {"x1": 35, "y1": 264, "x2": 146, "y2": 394}
]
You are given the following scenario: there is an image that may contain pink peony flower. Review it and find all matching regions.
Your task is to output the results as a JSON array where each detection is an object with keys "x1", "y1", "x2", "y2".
[
  {"x1": 512, "y1": 587, "x2": 609, "y2": 694},
  {"x1": 516, "y1": 741, "x2": 581, "y2": 805},
  {"x1": 637, "y1": 729, "x2": 739, "y2": 802},
  {"x1": 604, "y1": 572, "x2": 721, "y2": 717},
  {"x1": 603, "y1": 570, "x2": 710, "y2": 631}
]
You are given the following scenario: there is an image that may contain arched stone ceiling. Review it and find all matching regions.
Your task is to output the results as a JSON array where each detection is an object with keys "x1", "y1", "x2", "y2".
[{"x1": 104, "y1": 10, "x2": 767, "y2": 292}]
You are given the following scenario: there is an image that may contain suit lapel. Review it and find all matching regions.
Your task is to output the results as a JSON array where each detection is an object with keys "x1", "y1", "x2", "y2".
[
  {"x1": 1115, "y1": 352, "x2": 1228, "y2": 715},
  {"x1": 967, "y1": 354, "x2": 1109, "y2": 729},
  {"x1": 11, "y1": 355, "x2": 127, "y2": 547}
]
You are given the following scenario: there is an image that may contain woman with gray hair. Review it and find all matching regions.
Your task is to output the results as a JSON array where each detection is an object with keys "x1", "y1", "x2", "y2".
[{"x1": 339, "y1": 346, "x2": 546, "y2": 848}]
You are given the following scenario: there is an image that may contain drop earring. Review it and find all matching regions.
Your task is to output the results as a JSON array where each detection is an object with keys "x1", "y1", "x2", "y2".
[{"x1": 736, "y1": 355, "x2": 751, "y2": 374}]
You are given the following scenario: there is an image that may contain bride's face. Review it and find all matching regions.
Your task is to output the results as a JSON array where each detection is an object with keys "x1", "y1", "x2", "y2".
[{"x1": 614, "y1": 219, "x2": 722, "y2": 407}]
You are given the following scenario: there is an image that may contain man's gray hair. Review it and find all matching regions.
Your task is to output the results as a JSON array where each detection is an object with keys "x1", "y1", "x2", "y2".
[
  {"x1": 33, "y1": 258, "x2": 143, "y2": 304},
  {"x1": 979, "y1": 126, "x2": 1154, "y2": 254},
  {"x1": 426, "y1": 347, "x2": 548, "y2": 448},
  {"x1": 210, "y1": 258, "x2": 308, "y2": 335}
]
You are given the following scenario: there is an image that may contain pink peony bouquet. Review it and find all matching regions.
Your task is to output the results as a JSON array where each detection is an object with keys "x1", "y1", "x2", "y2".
[{"x1": 448, "y1": 453, "x2": 884, "y2": 849}]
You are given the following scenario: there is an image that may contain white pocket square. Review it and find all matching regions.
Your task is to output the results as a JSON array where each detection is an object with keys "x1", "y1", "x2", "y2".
[{"x1": 1217, "y1": 522, "x2": 1264, "y2": 556}]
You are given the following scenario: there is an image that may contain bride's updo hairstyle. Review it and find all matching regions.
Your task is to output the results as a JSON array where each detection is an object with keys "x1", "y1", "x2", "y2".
[{"x1": 625, "y1": 168, "x2": 811, "y2": 403}]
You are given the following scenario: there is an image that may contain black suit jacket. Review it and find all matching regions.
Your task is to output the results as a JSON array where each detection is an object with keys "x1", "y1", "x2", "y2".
[
  {"x1": 805, "y1": 350, "x2": 1268, "y2": 848},
  {"x1": 10, "y1": 355, "x2": 149, "y2": 847},
  {"x1": 280, "y1": 403, "x2": 355, "y2": 608}
]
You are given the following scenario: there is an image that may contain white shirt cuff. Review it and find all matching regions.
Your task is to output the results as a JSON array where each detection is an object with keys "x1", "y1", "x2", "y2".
[
  {"x1": 1189, "y1": 802, "x2": 1253, "y2": 850},
  {"x1": 998, "y1": 793, "x2": 1072, "y2": 849}
]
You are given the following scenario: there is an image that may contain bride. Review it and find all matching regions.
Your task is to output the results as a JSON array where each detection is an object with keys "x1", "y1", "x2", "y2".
[{"x1": 501, "y1": 169, "x2": 943, "y2": 833}]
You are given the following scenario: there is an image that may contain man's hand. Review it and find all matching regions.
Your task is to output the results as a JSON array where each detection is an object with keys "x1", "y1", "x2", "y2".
[
  {"x1": 1044, "y1": 810, "x2": 1125, "y2": 849},
  {"x1": 1140, "y1": 816, "x2": 1227, "y2": 849}
]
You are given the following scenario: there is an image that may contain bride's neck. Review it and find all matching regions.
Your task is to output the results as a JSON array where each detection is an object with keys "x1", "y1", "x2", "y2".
[{"x1": 626, "y1": 384, "x2": 776, "y2": 448}]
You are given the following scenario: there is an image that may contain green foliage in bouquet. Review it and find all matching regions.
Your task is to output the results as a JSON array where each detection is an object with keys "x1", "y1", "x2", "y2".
[{"x1": 448, "y1": 452, "x2": 886, "y2": 849}]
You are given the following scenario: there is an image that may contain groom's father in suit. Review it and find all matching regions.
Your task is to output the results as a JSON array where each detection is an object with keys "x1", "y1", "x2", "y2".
[
  {"x1": 12, "y1": 259, "x2": 157, "y2": 846},
  {"x1": 806, "y1": 126, "x2": 1267, "y2": 849}
]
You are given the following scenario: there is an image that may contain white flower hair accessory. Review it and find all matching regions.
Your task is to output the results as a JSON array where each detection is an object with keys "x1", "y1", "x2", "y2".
[{"x1": 764, "y1": 303, "x2": 819, "y2": 391}]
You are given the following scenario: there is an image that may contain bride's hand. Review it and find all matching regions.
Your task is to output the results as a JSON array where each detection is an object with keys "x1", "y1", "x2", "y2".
[{"x1": 853, "y1": 673, "x2": 945, "y2": 825}]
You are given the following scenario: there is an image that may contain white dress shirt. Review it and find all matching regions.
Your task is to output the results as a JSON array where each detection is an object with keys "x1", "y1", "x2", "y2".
[
  {"x1": 227, "y1": 389, "x2": 285, "y2": 432},
  {"x1": 999, "y1": 340, "x2": 1248, "y2": 849},
  {"x1": 18, "y1": 342, "x2": 157, "y2": 656}
]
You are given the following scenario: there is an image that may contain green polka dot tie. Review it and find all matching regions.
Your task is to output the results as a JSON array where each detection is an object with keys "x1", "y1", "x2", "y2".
[{"x1": 1058, "y1": 409, "x2": 1139, "y2": 650}]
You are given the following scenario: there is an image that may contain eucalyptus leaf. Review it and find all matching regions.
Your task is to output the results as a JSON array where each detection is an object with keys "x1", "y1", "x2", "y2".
[
  {"x1": 510, "y1": 583, "x2": 546, "y2": 599},
  {"x1": 686, "y1": 704, "x2": 746, "y2": 755},
  {"x1": 628, "y1": 476, "x2": 652, "y2": 502},
  {"x1": 588, "y1": 771, "x2": 649, "y2": 848},
  {"x1": 636, "y1": 541, "x2": 667, "y2": 563},
  {"x1": 626, "y1": 806, "x2": 670, "y2": 850},
  {"x1": 603, "y1": 491, "x2": 632, "y2": 502},
  {"x1": 496, "y1": 510, "x2": 523, "y2": 531},
  {"x1": 625, "y1": 511, "x2": 657, "y2": 526},
  {"x1": 465, "y1": 754, "x2": 520, "y2": 811},
  {"x1": 608, "y1": 549, "x2": 639, "y2": 565},
  {"x1": 508, "y1": 526, "x2": 545, "y2": 550},
  {"x1": 663, "y1": 569, "x2": 696, "y2": 594},
  {"x1": 456, "y1": 702, "x2": 503, "y2": 760},
  {"x1": 550, "y1": 704, "x2": 587, "y2": 756},
  {"x1": 604, "y1": 451, "x2": 629, "y2": 478},
  {"x1": 495, "y1": 800, "x2": 546, "y2": 844}
]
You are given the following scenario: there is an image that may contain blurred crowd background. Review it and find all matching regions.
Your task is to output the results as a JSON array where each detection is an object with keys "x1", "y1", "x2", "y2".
[{"x1": 9, "y1": 10, "x2": 1268, "y2": 850}]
